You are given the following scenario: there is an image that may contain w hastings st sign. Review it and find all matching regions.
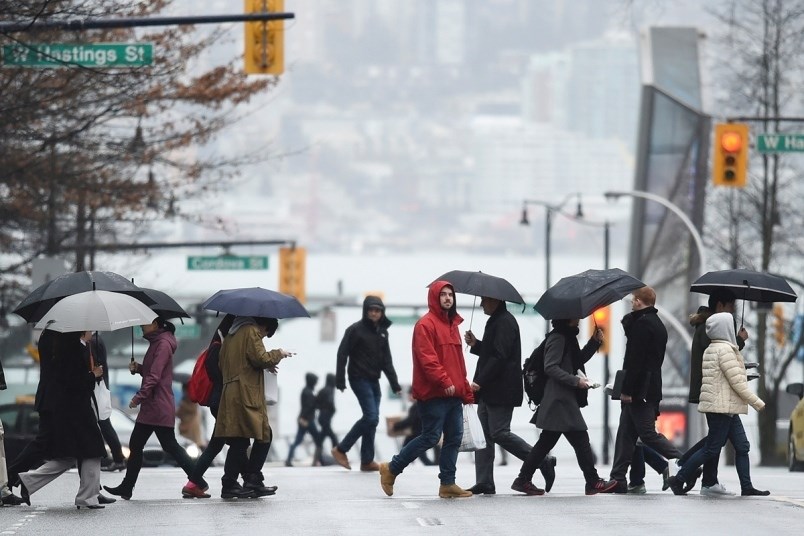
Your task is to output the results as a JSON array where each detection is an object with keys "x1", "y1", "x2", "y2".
[
  {"x1": 1, "y1": 43, "x2": 153, "y2": 68},
  {"x1": 757, "y1": 133, "x2": 804, "y2": 153}
]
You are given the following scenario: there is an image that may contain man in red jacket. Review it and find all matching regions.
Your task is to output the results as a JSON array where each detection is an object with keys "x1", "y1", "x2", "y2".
[{"x1": 379, "y1": 281, "x2": 474, "y2": 499}]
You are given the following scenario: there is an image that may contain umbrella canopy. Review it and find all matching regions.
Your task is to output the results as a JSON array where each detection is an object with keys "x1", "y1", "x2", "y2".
[
  {"x1": 141, "y1": 287, "x2": 191, "y2": 319},
  {"x1": 534, "y1": 268, "x2": 645, "y2": 320},
  {"x1": 201, "y1": 287, "x2": 310, "y2": 319},
  {"x1": 429, "y1": 270, "x2": 525, "y2": 304},
  {"x1": 34, "y1": 290, "x2": 158, "y2": 333},
  {"x1": 690, "y1": 269, "x2": 797, "y2": 303},
  {"x1": 13, "y1": 270, "x2": 153, "y2": 323}
]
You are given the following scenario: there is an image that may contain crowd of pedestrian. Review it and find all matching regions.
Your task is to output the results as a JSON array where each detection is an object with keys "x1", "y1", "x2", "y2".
[{"x1": 0, "y1": 276, "x2": 771, "y2": 509}]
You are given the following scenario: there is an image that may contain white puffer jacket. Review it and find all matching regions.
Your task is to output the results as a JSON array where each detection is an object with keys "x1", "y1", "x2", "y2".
[{"x1": 698, "y1": 312, "x2": 764, "y2": 415}]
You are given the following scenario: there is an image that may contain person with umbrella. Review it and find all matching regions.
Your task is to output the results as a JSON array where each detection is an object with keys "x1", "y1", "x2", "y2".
[
  {"x1": 463, "y1": 295, "x2": 556, "y2": 495},
  {"x1": 379, "y1": 282, "x2": 474, "y2": 499},
  {"x1": 511, "y1": 317, "x2": 615, "y2": 496},
  {"x1": 667, "y1": 312, "x2": 769, "y2": 496},
  {"x1": 602, "y1": 286, "x2": 683, "y2": 494},
  {"x1": 104, "y1": 317, "x2": 197, "y2": 500},
  {"x1": 331, "y1": 296, "x2": 402, "y2": 472}
]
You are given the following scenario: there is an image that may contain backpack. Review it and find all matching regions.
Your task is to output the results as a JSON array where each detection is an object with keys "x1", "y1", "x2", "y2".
[
  {"x1": 522, "y1": 337, "x2": 548, "y2": 409},
  {"x1": 187, "y1": 341, "x2": 220, "y2": 406}
]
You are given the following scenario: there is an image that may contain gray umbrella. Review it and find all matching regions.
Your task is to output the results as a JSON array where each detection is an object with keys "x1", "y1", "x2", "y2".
[
  {"x1": 534, "y1": 268, "x2": 644, "y2": 320},
  {"x1": 429, "y1": 270, "x2": 525, "y2": 304},
  {"x1": 690, "y1": 269, "x2": 797, "y2": 303}
]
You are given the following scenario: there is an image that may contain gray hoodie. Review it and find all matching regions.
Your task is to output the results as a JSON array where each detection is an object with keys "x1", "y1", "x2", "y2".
[{"x1": 705, "y1": 312, "x2": 737, "y2": 346}]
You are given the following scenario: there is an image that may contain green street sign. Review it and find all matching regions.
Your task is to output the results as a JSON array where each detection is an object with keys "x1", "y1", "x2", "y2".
[
  {"x1": 187, "y1": 255, "x2": 269, "y2": 271},
  {"x1": 757, "y1": 133, "x2": 804, "y2": 153},
  {"x1": 1, "y1": 43, "x2": 153, "y2": 68},
  {"x1": 174, "y1": 324, "x2": 201, "y2": 340}
]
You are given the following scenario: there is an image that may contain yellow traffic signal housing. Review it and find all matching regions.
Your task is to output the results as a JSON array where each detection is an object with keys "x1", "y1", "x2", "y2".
[
  {"x1": 773, "y1": 304, "x2": 786, "y2": 346},
  {"x1": 244, "y1": 0, "x2": 285, "y2": 75},
  {"x1": 712, "y1": 123, "x2": 749, "y2": 188},
  {"x1": 279, "y1": 246, "x2": 306, "y2": 303},
  {"x1": 589, "y1": 307, "x2": 611, "y2": 354}
]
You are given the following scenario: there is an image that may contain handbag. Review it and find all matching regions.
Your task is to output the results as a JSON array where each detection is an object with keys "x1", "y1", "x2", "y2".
[
  {"x1": 264, "y1": 370, "x2": 279, "y2": 406},
  {"x1": 458, "y1": 404, "x2": 487, "y2": 452},
  {"x1": 92, "y1": 380, "x2": 113, "y2": 421}
]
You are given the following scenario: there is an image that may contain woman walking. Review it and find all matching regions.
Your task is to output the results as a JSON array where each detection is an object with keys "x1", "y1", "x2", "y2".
[{"x1": 104, "y1": 318, "x2": 195, "y2": 500}]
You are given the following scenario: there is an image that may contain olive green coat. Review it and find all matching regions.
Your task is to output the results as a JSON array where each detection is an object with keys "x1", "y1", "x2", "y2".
[{"x1": 214, "y1": 324, "x2": 285, "y2": 441}]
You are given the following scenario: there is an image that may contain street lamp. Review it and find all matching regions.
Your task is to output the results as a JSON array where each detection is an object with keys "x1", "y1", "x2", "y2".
[
  {"x1": 520, "y1": 193, "x2": 583, "y2": 332},
  {"x1": 604, "y1": 190, "x2": 706, "y2": 274}
]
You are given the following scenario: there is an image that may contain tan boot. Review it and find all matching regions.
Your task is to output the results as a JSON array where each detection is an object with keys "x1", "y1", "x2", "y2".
[
  {"x1": 331, "y1": 447, "x2": 352, "y2": 470},
  {"x1": 360, "y1": 461, "x2": 380, "y2": 472},
  {"x1": 379, "y1": 463, "x2": 396, "y2": 496},
  {"x1": 438, "y1": 484, "x2": 473, "y2": 498}
]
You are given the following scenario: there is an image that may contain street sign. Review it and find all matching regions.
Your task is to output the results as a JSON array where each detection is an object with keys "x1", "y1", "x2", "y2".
[
  {"x1": 1, "y1": 43, "x2": 153, "y2": 68},
  {"x1": 174, "y1": 324, "x2": 201, "y2": 340},
  {"x1": 187, "y1": 255, "x2": 268, "y2": 271},
  {"x1": 757, "y1": 133, "x2": 804, "y2": 153}
]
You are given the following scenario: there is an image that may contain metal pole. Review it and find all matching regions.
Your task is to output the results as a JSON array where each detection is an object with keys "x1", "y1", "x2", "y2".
[
  {"x1": 0, "y1": 13, "x2": 294, "y2": 33},
  {"x1": 602, "y1": 221, "x2": 611, "y2": 464},
  {"x1": 544, "y1": 208, "x2": 552, "y2": 334}
]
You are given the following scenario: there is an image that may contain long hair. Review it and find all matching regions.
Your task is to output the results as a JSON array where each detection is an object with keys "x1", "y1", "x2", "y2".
[{"x1": 155, "y1": 317, "x2": 176, "y2": 333}]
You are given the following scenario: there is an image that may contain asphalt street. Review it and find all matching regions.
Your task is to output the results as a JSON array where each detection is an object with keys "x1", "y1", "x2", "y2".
[{"x1": 2, "y1": 457, "x2": 803, "y2": 536}]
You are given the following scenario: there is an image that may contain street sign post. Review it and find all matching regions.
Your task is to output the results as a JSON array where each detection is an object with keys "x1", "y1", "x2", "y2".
[
  {"x1": 1, "y1": 43, "x2": 153, "y2": 68},
  {"x1": 757, "y1": 133, "x2": 804, "y2": 153},
  {"x1": 187, "y1": 255, "x2": 268, "y2": 270}
]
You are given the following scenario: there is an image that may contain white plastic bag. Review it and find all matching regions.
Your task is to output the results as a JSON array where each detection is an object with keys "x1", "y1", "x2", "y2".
[
  {"x1": 459, "y1": 404, "x2": 486, "y2": 452},
  {"x1": 264, "y1": 371, "x2": 279, "y2": 406},
  {"x1": 92, "y1": 381, "x2": 113, "y2": 421}
]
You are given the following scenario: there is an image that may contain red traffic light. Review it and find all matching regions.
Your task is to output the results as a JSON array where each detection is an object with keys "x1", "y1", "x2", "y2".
[
  {"x1": 592, "y1": 308, "x2": 609, "y2": 325},
  {"x1": 720, "y1": 131, "x2": 743, "y2": 153}
]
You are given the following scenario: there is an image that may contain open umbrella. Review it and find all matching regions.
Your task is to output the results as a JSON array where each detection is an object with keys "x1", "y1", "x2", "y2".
[
  {"x1": 34, "y1": 290, "x2": 158, "y2": 333},
  {"x1": 13, "y1": 270, "x2": 153, "y2": 323},
  {"x1": 140, "y1": 287, "x2": 191, "y2": 320},
  {"x1": 201, "y1": 287, "x2": 310, "y2": 319},
  {"x1": 534, "y1": 268, "x2": 644, "y2": 320},
  {"x1": 429, "y1": 270, "x2": 525, "y2": 304},
  {"x1": 690, "y1": 269, "x2": 797, "y2": 303}
]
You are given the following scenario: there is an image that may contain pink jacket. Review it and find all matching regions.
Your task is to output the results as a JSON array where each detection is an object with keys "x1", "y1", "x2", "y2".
[{"x1": 133, "y1": 329, "x2": 178, "y2": 427}]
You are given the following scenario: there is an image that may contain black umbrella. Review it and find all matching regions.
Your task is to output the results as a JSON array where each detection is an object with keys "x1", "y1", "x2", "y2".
[
  {"x1": 534, "y1": 268, "x2": 645, "y2": 320},
  {"x1": 141, "y1": 288, "x2": 191, "y2": 320},
  {"x1": 690, "y1": 269, "x2": 797, "y2": 303},
  {"x1": 12, "y1": 270, "x2": 154, "y2": 323},
  {"x1": 429, "y1": 270, "x2": 525, "y2": 304},
  {"x1": 201, "y1": 287, "x2": 310, "y2": 319}
]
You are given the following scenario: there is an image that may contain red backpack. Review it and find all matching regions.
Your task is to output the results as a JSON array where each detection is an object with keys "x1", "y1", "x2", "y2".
[{"x1": 187, "y1": 341, "x2": 219, "y2": 406}]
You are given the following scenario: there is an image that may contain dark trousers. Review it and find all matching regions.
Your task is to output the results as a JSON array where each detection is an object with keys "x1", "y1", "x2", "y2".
[
  {"x1": 474, "y1": 402, "x2": 531, "y2": 487},
  {"x1": 338, "y1": 377, "x2": 381, "y2": 464},
  {"x1": 610, "y1": 402, "x2": 682, "y2": 483},
  {"x1": 286, "y1": 420, "x2": 322, "y2": 464},
  {"x1": 189, "y1": 436, "x2": 225, "y2": 488},
  {"x1": 98, "y1": 418, "x2": 124, "y2": 463},
  {"x1": 402, "y1": 433, "x2": 438, "y2": 465},
  {"x1": 518, "y1": 429, "x2": 600, "y2": 485},
  {"x1": 221, "y1": 437, "x2": 273, "y2": 486},
  {"x1": 677, "y1": 413, "x2": 752, "y2": 490},
  {"x1": 679, "y1": 436, "x2": 720, "y2": 487},
  {"x1": 316, "y1": 413, "x2": 339, "y2": 449},
  {"x1": 629, "y1": 445, "x2": 669, "y2": 486},
  {"x1": 7, "y1": 412, "x2": 53, "y2": 487},
  {"x1": 121, "y1": 423, "x2": 194, "y2": 489}
]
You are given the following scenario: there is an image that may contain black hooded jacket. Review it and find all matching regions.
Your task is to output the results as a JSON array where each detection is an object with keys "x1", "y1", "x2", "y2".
[
  {"x1": 316, "y1": 373, "x2": 337, "y2": 419},
  {"x1": 299, "y1": 372, "x2": 319, "y2": 422},
  {"x1": 336, "y1": 296, "x2": 401, "y2": 392},
  {"x1": 470, "y1": 304, "x2": 524, "y2": 407},
  {"x1": 620, "y1": 306, "x2": 668, "y2": 403}
]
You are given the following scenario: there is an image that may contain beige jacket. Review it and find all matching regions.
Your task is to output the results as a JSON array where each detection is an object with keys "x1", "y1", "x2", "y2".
[{"x1": 698, "y1": 312, "x2": 764, "y2": 415}]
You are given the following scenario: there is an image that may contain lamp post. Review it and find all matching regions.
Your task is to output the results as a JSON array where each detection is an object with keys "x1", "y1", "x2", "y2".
[
  {"x1": 603, "y1": 190, "x2": 706, "y2": 275},
  {"x1": 520, "y1": 193, "x2": 583, "y2": 332}
]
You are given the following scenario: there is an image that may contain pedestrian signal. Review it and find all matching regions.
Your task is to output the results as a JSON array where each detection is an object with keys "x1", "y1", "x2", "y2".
[
  {"x1": 244, "y1": 0, "x2": 285, "y2": 75},
  {"x1": 279, "y1": 247, "x2": 306, "y2": 303},
  {"x1": 713, "y1": 123, "x2": 749, "y2": 188},
  {"x1": 773, "y1": 304, "x2": 786, "y2": 346},
  {"x1": 589, "y1": 307, "x2": 610, "y2": 354}
]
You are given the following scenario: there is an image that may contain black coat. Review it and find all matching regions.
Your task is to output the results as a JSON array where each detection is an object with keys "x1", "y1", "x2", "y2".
[
  {"x1": 48, "y1": 332, "x2": 105, "y2": 460},
  {"x1": 316, "y1": 373, "x2": 337, "y2": 421},
  {"x1": 620, "y1": 306, "x2": 668, "y2": 403},
  {"x1": 34, "y1": 329, "x2": 58, "y2": 413},
  {"x1": 470, "y1": 306, "x2": 523, "y2": 407}
]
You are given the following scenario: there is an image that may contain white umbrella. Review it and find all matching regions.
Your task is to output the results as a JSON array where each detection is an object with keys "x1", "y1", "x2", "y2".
[{"x1": 34, "y1": 290, "x2": 158, "y2": 332}]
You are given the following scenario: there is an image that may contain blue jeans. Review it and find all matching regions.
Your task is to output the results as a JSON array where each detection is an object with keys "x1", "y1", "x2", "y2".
[
  {"x1": 677, "y1": 413, "x2": 752, "y2": 490},
  {"x1": 338, "y1": 377, "x2": 381, "y2": 464},
  {"x1": 629, "y1": 445, "x2": 669, "y2": 486},
  {"x1": 389, "y1": 397, "x2": 463, "y2": 485}
]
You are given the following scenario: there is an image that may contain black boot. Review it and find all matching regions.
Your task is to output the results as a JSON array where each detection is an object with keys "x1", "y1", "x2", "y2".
[
  {"x1": 539, "y1": 456, "x2": 557, "y2": 493},
  {"x1": 221, "y1": 481, "x2": 256, "y2": 499},
  {"x1": 102, "y1": 482, "x2": 133, "y2": 500},
  {"x1": 242, "y1": 473, "x2": 277, "y2": 497}
]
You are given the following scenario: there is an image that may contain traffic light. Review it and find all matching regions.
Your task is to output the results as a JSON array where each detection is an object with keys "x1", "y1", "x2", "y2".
[
  {"x1": 589, "y1": 306, "x2": 611, "y2": 354},
  {"x1": 244, "y1": 0, "x2": 285, "y2": 75},
  {"x1": 712, "y1": 122, "x2": 749, "y2": 188},
  {"x1": 278, "y1": 246, "x2": 306, "y2": 303},
  {"x1": 773, "y1": 304, "x2": 786, "y2": 346}
]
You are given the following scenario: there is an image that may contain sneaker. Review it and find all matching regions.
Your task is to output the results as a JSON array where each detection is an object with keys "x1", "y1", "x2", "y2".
[
  {"x1": 586, "y1": 479, "x2": 619, "y2": 495},
  {"x1": 741, "y1": 487, "x2": 770, "y2": 496},
  {"x1": 627, "y1": 483, "x2": 647, "y2": 494},
  {"x1": 360, "y1": 461, "x2": 380, "y2": 472},
  {"x1": 379, "y1": 463, "x2": 396, "y2": 497},
  {"x1": 511, "y1": 478, "x2": 545, "y2": 496},
  {"x1": 438, "y1": 484, "x2": 472, "y2": 498},
  {"x1": 701, "y1": 483, "x2": 736, "y2": 496},
  {"x1": 331, "y1": 447, "x2": 352, "y2": 470}
]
